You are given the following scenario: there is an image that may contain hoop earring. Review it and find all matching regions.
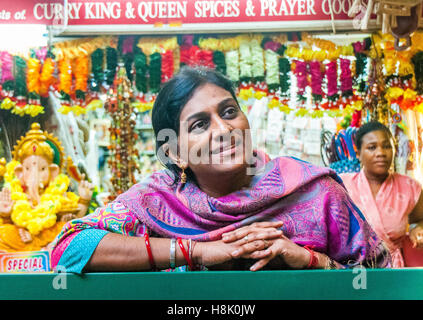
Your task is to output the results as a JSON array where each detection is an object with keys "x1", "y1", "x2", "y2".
[{"x1": 180, "y1": 167, "x2": 187, "y2": 184}]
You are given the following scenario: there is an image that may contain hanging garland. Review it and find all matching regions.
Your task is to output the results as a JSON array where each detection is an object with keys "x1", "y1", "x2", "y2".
[
  {"x1": 149, "y1": 52, "x2": 162, "y2": 94},
  {"x1": 293, "y1": 60, "x2": 308, "y2": 103},
  {"x1": 161, "y1": 50, "x2": 174, "y2": 83},
  {"x1": 57, "y1": 57, "x2": 73, "y2": 114},
  {"x1": 0, "y1": 51, "x2": 15, "y2": 112},
  {"x1": 279, "y1": 57, "x2": 290, "y2": 98},
  {"x1": 326, "y1": 60, "x2": 339, "y2": 103},
  {"x1": 134, "y1": 47, "x2": 147, "y2": 95},
  {"x1": 412, "y1": 51, "x2": 423, "y2": 95},
  {"x1": 39, "y1": 54, "x2": 56, "y2": 98},
  {"x1": 225, "y1": 50, "x2": 239, "y2": 84},
  {"x1": 72, "y1": 53, "x2": 89, "y2": 115},
  {"x1": 26, "y1": 56, "x2": 44, "y2": 117},
  {"x1": 239, "y1": 41, "x2": 252, "y2": 83},
  {"x1": 213, "y1": 50, "x2": 226, "y2": 75},
  {"x1": 340, "y1": 58, "x2": 353, "y2": 98},
  {"x1": 120, "y1": 36, "x2": 135, "y2": 83},
  {"x1": 105, "y1": 46, "x2": 118, "y2": 87},
  {"x1": 12, "y1": 56, "x2": 28, "y2": 116},
  {"x1": 89, "y1": 48, "x2": 104, "y2": 95},
  {"x1": 250, "y1": 39, "x2": 265, "y2": 83},
  {"x1": 264, "y1": 49, "x2": 280, "y2": 92}
]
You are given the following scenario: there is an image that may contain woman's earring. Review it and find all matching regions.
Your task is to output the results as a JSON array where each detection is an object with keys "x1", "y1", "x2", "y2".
[{"x1": 180, "y1": 167, "x2": 187, "y2": 184}]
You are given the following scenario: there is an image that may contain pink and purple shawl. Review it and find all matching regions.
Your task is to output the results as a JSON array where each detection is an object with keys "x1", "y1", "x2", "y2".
[
  {"x1": 115, "y1": 156, "x2": 389, "y2": 267},
  {"x1": 51, "y1": 155, "x2": 390, "y2": 272}
]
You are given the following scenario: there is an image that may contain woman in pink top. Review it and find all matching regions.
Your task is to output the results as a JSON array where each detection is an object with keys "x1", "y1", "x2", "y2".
[{"x1": 340, "y1": 121, "x2": 423, "y2": 268}]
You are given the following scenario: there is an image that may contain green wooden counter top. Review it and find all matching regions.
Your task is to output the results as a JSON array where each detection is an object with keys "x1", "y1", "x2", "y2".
[{"x1": 0, "y1": 269, "x2": 422, "y2": 300}]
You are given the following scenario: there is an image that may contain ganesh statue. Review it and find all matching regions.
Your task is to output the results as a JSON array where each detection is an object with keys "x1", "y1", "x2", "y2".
[{"x1": 0, "y1": 123, "x2": 94, "y2": 252}]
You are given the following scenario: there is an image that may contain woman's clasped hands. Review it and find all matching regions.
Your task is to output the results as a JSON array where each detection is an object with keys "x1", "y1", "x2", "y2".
[{"x1": 192, "y1": 221, "x2": 311, "y2": 271}]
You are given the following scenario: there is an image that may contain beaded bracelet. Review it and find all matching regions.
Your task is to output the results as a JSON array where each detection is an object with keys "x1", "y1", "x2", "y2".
[
  {"x1": 177, "y1": 237, "x2": 194, "y2": 270},
  {"x1": 144, "y1": 233, "x2": 156, "y2": 270}
]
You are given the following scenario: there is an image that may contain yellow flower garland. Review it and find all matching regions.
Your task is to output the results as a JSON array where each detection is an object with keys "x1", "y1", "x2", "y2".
[{"x1": 3, "y1": 160, "x2": 79, "y2": 235}]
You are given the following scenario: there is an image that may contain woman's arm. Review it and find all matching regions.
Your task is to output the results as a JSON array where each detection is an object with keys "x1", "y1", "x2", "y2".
[
  {"x1": 408, "y1": 191, "x2": 423, "y2": 248},
  {"x1": 85, "y1": 233, "x2": 192, "y2": 271}
]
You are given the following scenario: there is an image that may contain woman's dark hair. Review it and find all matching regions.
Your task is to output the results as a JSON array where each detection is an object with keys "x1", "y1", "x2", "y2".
[
  {"x1": 355, "y1": 121, "x2": 393, "y2": 150},
  {"x1": 151, "y1": 66, "x2": 238, "y2": 182}
]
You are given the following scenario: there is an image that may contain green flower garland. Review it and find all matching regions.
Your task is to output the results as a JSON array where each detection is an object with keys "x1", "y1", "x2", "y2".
[
  {"x1": 90, "y1": 48, "x2": 104, "y2": 93},
  {"x1": 14, "y1": 56, "x2": 27, "y2": 98},
  {"x1": 213, "y1": 50, "x2": 226, "y2": 75},
  {"x1": 105, "y1": 47, "x2": 118, "y2": 86},
  {"x1": 412, "y1": 51, "x2": 423, "y2": 94},
  {"x1": 278, "y1": 57, "x2": 290, "y2": 97},
  {"x1": 149, "y1": 52, "x2": 162, "y2": 94},
  {"x1": 134, "y1": 47, "x2": 147, "y2": 94}
]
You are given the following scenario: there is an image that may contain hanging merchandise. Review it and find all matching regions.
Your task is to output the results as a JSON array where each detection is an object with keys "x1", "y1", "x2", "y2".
[{"x1": 105, "y1": 64, "x2": 140, "y2": 202}]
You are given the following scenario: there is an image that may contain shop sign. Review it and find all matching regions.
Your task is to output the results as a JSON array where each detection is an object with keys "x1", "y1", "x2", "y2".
[
  {"x1": 0, "y1": 251, "x2": 51, "y2": 273},
  {"x1": 0, "y1": 0, "x2": 362, "y2": 26}
]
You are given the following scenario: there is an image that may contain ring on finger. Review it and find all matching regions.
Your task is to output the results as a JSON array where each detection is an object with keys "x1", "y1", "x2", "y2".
[
  {"x1": 244, "y1": 235, "x2": 249, "y2": 243},
  {"x1": 263, "y1": 239, "x2": 269, "y2": 249}
]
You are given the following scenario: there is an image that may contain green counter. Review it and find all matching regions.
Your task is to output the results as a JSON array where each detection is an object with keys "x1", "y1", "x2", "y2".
[{"x1": 1, "y1": 268, "x2": 423, "y2": 300}]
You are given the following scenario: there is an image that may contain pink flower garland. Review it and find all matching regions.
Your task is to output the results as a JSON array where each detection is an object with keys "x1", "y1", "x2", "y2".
[
  {"x1": 122, "y1": 37, "x2": 134, "y2": 55},
  {"x1": 0, "y1": 51, "x2": 14, "y2": 83},
  {"x1": 326, "y1": 60, "x2": 338, "y2": 100},
  {"x1": 340, "y1": 58, "x2": 353, "y2": 97},
  {"x1": 294, "y1": 60, "x2": 308, "y2": 101},
  {"x1": 309, "y1": 60, "x2": 323, "y2": 102},
  {"x1": 161, "y1": 50, "x2": 174, "y2": 83}
]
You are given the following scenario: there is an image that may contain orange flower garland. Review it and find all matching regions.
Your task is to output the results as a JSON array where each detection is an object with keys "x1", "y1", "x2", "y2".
[
  {"x1": 27, "y1": 58, "x2": 41, "y2": 95},
  {"x1": 25, "y1": 57, "x2": 44, "y2": 117},
  {"x1": 57, "y1": 58, "x2": 73, "y2": 114},
  {"x1": 39, "y1": 57, "x2": 56, "y2": 98},
  {"x1": 74, "y1": 54, "x2": 89, "y2": 100}
]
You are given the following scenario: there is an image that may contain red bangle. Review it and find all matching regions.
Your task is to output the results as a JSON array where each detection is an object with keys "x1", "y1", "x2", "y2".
[
  {"x1": 144, "y1": 233, "x2": 156, "y2": 270},
  {"x1": 304, "y1": 245, "x2": 319, "y2": 269},
  {"x1": 177, "y1": 237, "x2": 194, "y2": 270}
]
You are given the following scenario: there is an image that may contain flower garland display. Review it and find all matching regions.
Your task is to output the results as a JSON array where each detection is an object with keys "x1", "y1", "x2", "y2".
[
  {"x1": 149, "y1": 52, "x2": 162, "y2": 94},
  {"x1": 134, "y1": 47, "x2": 148, "y2": 96},
  {"x1": 326, "y1": 60, "x2": 339, "y2": 103},
  {"x1": 161, "y1": 49, "x2": 174, "y2": 83},
  {"x1": 25, "y1": 57, "x2": 45, "y2": 117},
  {"x1": 309, "y1": 60, "x2": 323, "y2": 104},
  {"x1": 278, "y1": 57, "x2": 290, "y2": 98},
  {"x1": 39, "y1": 55, "x2": 56, "y2": 98},
  {"x1": 72, "y1": 53, "x2": 89, "y2": 115},
  {"x1": 412, "y1": 51, "x2": 423, "y2": 95},
  {"x1": 105, "y1": 47, "x2": 118, "y2": 87},
  {"x1": 250, "y1": 39, "x2": 265, "y2": 83},
  {"x1": 340, "y1": 58, "x2": 353, "y2": 98},
  {"x1": 3, "y1": 160, "x2": 79, "y2": 236},
  {"x1": 225, "y1": 50, "x2": 240, "y2": 83},
  {"x1": 239, "y1": 40, "x2": 252, "y2": 83},
  {"x1": 264, "y1": 49, "x2": 279, "y2": 91},
  {"x1": 57, "y1": 57, "x2": 74, "y2": 115},
  {"x1": 293, "y1": 60, "x2": 308, "y2": 103},
  {"x1": 213, "y1": 50, "x2": 226, "y2": 75},
  {"x1": 0, "y1": 53, "x2": 15, "y2": 113},
  {"x1": 89, "y1": 48, "x2": 104, "y2": 95}
]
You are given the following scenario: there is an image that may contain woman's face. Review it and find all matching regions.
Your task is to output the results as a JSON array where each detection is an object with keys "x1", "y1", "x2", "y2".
[
  {"x1": 358, "y1": 130, "x2": 394, "y2": 177},
  {"x1": 177, "y1": 83, "x2": 252, "y2": 178}
]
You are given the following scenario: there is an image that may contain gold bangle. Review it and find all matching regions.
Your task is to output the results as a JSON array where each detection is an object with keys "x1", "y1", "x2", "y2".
[{"x1": 78, "y1": 197, "x2": 91, "y2": 206}]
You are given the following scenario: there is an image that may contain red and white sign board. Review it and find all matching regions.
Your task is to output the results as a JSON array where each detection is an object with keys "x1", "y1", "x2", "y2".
[{"x1": 0, "y1": 0, "x2": 374, "y2": 33}]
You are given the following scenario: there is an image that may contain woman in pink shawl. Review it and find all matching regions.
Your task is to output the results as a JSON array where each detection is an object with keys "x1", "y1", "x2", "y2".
[
  {"x1": 340, "y1": 121, "x2": 423, "y2": 268},
  {"x1": 50, "y1": 67, "x2": 390, "y2": 273}
]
